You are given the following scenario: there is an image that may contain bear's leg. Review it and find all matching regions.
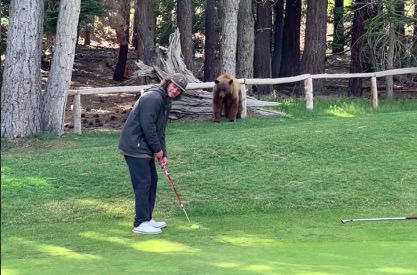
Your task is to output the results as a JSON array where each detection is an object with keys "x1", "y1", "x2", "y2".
[
  {"x1": 223, "y1": 101, "x2": 230, "y2": 119},
  {"x1": 226, "y1": 98, "x2": 238, "y2": 122},
  {"x1": 213, "y1": 96, "x2": 223, "y2": 122},
  {"x1": 237, "y1": 90, "x2": 243, "y2": 119}
]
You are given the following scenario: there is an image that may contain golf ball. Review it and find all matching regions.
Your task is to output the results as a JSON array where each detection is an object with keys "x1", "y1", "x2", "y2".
[{"x1": 191, "y1": 224, "x2": 199, "y2": 229}]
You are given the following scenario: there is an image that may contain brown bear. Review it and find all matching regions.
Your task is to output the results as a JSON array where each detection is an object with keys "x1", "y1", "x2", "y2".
[{"x1": 212, "y1": 73, "x2": 242, "y2": 122}]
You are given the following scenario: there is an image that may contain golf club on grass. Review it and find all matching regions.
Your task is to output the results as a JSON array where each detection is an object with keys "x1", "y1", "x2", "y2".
[
  {"x1": 161, "y1": 165, "x2": 199, "y2": 229},
  {"x1": 341, "y1": 216, "x2": 417, "y2": 224}
]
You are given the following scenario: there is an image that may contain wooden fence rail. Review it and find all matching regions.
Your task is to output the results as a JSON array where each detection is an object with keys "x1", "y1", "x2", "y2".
[{"x1": 69, "y1": 67, "x2": 417, "y2": 134}]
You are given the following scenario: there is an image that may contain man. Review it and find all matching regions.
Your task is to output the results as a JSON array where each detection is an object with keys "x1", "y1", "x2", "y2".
[{"x1": 118, "y1": 73, "x2": 188, "y2": 234}]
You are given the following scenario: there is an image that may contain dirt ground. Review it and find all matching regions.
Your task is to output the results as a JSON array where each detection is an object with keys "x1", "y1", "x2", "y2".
[{"x1": 62, "y1": 45, "x2": 417, "y2": 133}]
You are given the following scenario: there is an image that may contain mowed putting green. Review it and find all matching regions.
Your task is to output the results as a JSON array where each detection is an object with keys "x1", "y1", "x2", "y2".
[
  {"x1": 2, "y1": 102, "x2": 417, "y2": 274},
  {"x1": 2, "y1": 211, "x2": 417, "y2": 274}
]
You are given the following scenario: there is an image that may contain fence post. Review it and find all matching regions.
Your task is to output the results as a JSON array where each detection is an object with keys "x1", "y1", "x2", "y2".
[
  {"x1": 304, "y1": 77, "x2": 314, "y2": 111},
  {"x1": 73, "y1": 93, "x2": 82, "y2": 134},
  {"x1": 240, "y1": 83, "x2": 247, "y2": 118},
  {"x1": 371, "y1": 76, "x2": 378, "y2": 109}
]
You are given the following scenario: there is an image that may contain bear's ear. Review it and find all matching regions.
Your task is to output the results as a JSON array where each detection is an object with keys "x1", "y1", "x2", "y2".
[
  {"x1": 214, "y1": 79, "x2": 219, "y2": 84},
  {"x1": 228, "y1": 79, "x2": 233, "y2": 85}
]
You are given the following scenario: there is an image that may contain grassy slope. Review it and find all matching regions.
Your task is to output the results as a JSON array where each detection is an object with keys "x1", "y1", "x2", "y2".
[{"x1": 2, "y1": 106, "x2": 417, "y2": 274}]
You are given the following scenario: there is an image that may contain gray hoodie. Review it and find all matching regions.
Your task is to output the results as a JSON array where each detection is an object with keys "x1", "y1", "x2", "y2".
[{"x1": 118, "y1": 86, "x2": 171, "y2": 158}]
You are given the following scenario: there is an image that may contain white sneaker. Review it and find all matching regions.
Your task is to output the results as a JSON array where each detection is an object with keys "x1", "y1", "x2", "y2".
[
  {"x1": 132, "y1": 222, "x2": 162, "y2": 234},
  {"x1": 149, "y1": 219, "x2": 167, "y2": 228}
]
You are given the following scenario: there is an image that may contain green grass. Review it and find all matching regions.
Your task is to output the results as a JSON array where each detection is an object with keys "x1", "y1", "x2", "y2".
[
  {"x1": 2, "y1": 99, "x2": 417, "y2": 274},
  {"x1": 273, "y1": 97, "x2": 417, "y2": 119}
]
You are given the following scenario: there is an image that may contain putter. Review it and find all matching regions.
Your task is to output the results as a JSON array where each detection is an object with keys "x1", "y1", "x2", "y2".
[
  {"x1": 341, "y1": 216, "x2": 417, "y2": 224},
  {"x1": 161, "y1": 165, "x2": 197, "y2": 228}
]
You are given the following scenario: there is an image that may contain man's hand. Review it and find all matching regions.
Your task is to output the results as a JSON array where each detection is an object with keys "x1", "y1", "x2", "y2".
[
  {"x1": 159, "y1": 157, "x2": 168, "y2": 169},
  {"x1": 154, "y1": 150, "x2": 163, "y2": 160},
  {"x1": 154, "y1": 150, "x2": 167, "y2": 168}
]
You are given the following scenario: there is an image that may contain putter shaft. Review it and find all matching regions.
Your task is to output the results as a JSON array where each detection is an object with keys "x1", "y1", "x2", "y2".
[
  {"x1": 162, "y1": 165, "x2": 193, "y2": 225},
  {"x1": 341, "y1": 216, "x2": 417, "y2": 223}
]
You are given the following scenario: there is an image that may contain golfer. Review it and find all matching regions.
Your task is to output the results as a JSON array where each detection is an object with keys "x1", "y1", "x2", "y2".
[{"x1": 118, "y1": 73, "x2": 188, "y2": 234}]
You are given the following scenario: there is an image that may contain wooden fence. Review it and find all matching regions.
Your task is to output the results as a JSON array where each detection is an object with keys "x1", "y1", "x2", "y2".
[{"x1": 68, "y1": 67, "x2": 417, "y2": 134}]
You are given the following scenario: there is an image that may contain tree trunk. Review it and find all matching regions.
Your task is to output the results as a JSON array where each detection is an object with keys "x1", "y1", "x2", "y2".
[
  {"x1": 236, "y1": 0, "x2": 254, "y2": 79},
  {"x1": 132, "y1": 7, "x2": 139, "y2": 49},
  {"x1": 413, "y1": 0, "x2": 417, "y2": 67},
  {"x1": 123, "y1": 0, "x2": 130, "y2": 43},
  {"x1": 301, "y1": 0, "x2": 328, "y2": 94},
  {"x1": 272, "y1": 0, "x2": 285, "y2": 78},
  {"x1": 177, "y1": 0, "x2": 194, "y2": 71},
  {"x1": 218, "y1": 0, "x2": 240, "y2": 75},
  {"x1": 385, "y1": 3, "x2": 395, "y2": 98},
  {"x1": 254, "y1": 0, "x2": 272, "y2": 95},
  {"x1": 113, "y1": 42, "x2": 129, "y2": 81},
  {"x1": 113, "y1": 0, "x2": 131, "y2": 81},
  {"x1": 332, "y1": 0, "x2": 345, "y2": 54},
  {"x1": 280, "y1": 0, "x2": 301, "y2": 77},
  {"x1": 1, "y1": 0, "x2": 44, "y2": 138},
  {"x1": 84, "y1": 23, "x2": 92, "y2": 46},
  {"x1": 42, "y1": 0, "x2": 81, "y2": 135},
  {"x1": 204, "y1": 0, "x2": 220, "y2": 81},
  {"x1": 349, "y1": 0, "x2": 376, "y2": 96},
  {"x1": 349, "y1": 0, "x2": 366, "y2": 96},
  {"x1": 137, "y1": 0, "x2": 155, "y2": 65},
  {"x1": 394, "y1": 1, "x2": 405, "y2": 36}
]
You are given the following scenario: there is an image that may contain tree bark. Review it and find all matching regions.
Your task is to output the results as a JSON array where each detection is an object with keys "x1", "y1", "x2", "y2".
[
  {"x1": 272, "y1": 0, "x2": 285, "y2": 78},
  {"x1": 332, "y1": 0, "x2": 345, "y2": 54},
  {"x1": 132, "y1": 6, "x2": 139, "y2": 49},
  {"x1": 42, "y1": 0, "x2": 81, "y2": 135},
  {"x1": 385, "y1": 3, "x2": 395, "y2": 98},
  {"x1": 349, "y1": 0, "x2": 366, "y2": 96},
  {"x1": 413, "y1": 0, "x2": 417, "y2": 67},
  {"x1": 84, "y1": 23, "x2": 92, "y2": 46},
  {"x1": 254, "y1": 0, "x2": 272, "y2": 95},
  {"x1": 218, "y1": 0, "x2": 240, "y2": 75},
  {"x1": 349, "y1": 0, "x2": 376, "y2": 96},
  {"x1": 301, "y1": 0, "x2": 328, "y2": 94},
  {"x1": 204, "y1": 0, "x2": 220, "y2": 81},
  {"x1": 177, "y1": 0, "x2": 194, "y2": 71},
  {"x1": 279, "y1": 0, "x2": 301, "y2": 77},
  {"x1": 1, "y1": 0, "x2": 44, "y2": 138},
  {"x1": 123, "y1": 0, "x2": 130, "y2": 43},
  {"x1": 137, "y1": 0, "x2": 155, "y2": 65},
  {"x1": 113, "y1": 42, "x2": 129, "y2": 81},
  {"x1": 113, "y1": 0, "x2": 130, "y2": 81},
  {"x1": 236, "y1": 0, "x2": 254, "y2": 79}
]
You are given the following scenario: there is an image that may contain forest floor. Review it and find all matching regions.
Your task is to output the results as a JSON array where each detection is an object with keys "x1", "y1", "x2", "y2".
[{"x1": 55, "y1": 45, "x2": 417, "y2": 132}]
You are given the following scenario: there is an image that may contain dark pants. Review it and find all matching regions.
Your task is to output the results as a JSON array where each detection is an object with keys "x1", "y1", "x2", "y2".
[{"x1": 124, "y1": 155, "x2": 158, "y2": 227}]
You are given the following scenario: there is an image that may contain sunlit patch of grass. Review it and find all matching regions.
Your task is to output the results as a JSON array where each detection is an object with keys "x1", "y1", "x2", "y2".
[
  {"x1": 374, "y1": 267, "x2": 417, "y2": 274},
  {"x1": 132, "y1": 239, "x2": 200, "y2": 253},
  {"x1": 326, "y1": 103, "x2": 366, "y2": 117},
  {"x1": 212, "y1": 262, "x2": 240, "y2": 268},
  {"x1": 243, "y1": 264, "x2": 275, "y2": 272},
  {"x1": 0, "y1": 268, "x2": 17, "y2": 275},
  {"x1": 1, "y1": 175, "x2": 50, "y2": 187},
  {"x1": 269, "y1": 97, "x2": 417, "y2": 119},
  {"x1": 81, "y1": 231, "x2": 200, "y2": 253},
  {"x1": 10, "y1": 237, "x2": 101, "y2": 260},
  {"x1": 215, "y1": 234, "x2": 283, "y2": 247}
]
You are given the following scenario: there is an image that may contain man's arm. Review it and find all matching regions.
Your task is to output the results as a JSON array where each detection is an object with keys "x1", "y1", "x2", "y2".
[{"x1": 139, "y1": 94, "x2": 163, "y2": 154}]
